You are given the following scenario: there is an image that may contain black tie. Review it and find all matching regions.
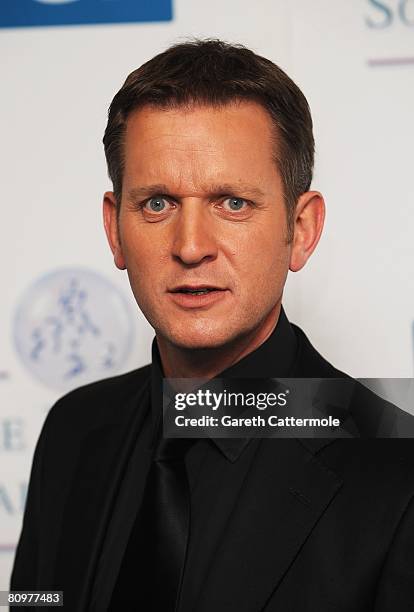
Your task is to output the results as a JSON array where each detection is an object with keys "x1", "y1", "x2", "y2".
[
  {"x1": 109, "y1": 436, "x2": 193, "y2": 611},
  {"x1": 143, "y1": 436, "x2": 193, "y2": 610}
]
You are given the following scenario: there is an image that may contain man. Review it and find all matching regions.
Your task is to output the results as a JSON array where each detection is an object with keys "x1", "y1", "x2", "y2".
[{"x1": 11, "y1": 40, "x2": 414, "y2": 611}]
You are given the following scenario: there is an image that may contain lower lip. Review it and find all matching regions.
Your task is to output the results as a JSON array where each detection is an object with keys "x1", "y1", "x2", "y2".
[{"x1": 168, "y1": 290, "x2": 228, "y2": 309}]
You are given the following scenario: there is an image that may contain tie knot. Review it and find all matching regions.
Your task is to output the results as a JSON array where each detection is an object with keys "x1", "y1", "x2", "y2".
[{"x1": 154, "y1": 436, "x2": 194, "y2": 461}]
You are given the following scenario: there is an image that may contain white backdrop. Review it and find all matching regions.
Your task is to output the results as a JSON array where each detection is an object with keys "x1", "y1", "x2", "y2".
[{"x1": 1, "y1": 0, "x2": 413, "y2": 589}]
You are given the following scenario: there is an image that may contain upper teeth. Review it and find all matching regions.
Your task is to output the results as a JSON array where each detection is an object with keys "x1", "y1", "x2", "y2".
[{"x1": 184, "y1": 289, "x2": 211, "y2": 294}]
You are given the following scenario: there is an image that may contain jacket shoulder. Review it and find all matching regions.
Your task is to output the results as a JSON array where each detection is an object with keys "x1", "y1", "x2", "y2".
[
  {"x1": 46, "y1": 364, "x2": 151, "y2": 431},
  {"x1": 291, "y1": 323, "x2": 414, "y2": 439},
  {"x1": 291, "y1": 323, "x2": 348, "y2": 378}
]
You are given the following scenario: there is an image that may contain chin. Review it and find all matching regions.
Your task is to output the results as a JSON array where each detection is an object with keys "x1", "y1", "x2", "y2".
[{"x1": 159, "y1": 322, "x2": 241, "y2": 351}]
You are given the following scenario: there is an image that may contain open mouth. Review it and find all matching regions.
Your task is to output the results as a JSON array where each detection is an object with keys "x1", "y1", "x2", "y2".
[
  {"x1": 176, "y1": 288, "x2": 217, "y2": 295},
  {"x1": 171, "y1": 286, "x2": 224, "y2": 295},
  {"x1": 168, "y1": 286, "x2": 228, "y2": 307}
]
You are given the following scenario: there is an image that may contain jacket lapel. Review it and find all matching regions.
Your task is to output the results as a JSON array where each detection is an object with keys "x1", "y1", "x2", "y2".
[
  {"x1": 88, "y1": 391, "x2": 154, "y2": 611},
  {"x1": 195, "y1": 438, "x2": 342, "y2": 612},
  {"x1": 52, "y1": 381, "x2": 150, "y2": 612}
]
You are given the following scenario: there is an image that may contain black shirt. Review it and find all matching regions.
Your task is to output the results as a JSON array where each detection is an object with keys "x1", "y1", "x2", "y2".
[{"x1": 109, "y1": 306, "x2": 298, "y2": 610}]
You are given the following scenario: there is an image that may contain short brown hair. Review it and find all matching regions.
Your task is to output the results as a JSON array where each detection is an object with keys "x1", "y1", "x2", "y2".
[{"x1": 103, "y1": 39, "x2": 314, "y2": 237}]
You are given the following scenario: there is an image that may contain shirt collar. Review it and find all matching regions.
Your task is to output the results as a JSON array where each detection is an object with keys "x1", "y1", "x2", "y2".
[{"x1": 150, "y1": 306, "x2": 298, "y2": 461}]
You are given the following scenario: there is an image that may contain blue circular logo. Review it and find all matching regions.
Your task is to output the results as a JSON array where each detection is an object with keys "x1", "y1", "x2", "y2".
[{"x1": 14, "y1": 268, "x2": 134, "y2": 392}]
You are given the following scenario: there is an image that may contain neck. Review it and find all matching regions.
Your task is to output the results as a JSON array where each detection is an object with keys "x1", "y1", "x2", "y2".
[{"x1": 157, "y1": 304, "x2": 281, "y2": 379}]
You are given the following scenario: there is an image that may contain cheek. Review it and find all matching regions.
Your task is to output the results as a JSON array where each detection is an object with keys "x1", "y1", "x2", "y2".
[
  {"x1": 121, "y1": 237, "x2": 158, "y2": 296},
  {"x1": 229, "y1": 222, "x2": 289, "y2": 285},
  {"x1": 120, "y1": 221, "x2": 165, "y2": 268},
  {"x1": 244, "y1": 249, "x2": 288, "y2": 292}
]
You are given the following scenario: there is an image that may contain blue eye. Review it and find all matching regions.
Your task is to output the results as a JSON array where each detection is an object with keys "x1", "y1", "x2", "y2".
[
  {"x1": 146, "y1": 197, "x2": 167, "y2": 212},
  {"x1": 224, "y1": 197, "x2": 247, "y2": 211}
]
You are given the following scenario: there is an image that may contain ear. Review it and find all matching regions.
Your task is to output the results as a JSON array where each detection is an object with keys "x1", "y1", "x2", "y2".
[
  {"x1": 289, "y1": 191, "x2": 325, "y2": 272},
  {"x1": 103, "y1": 191, "x2": 126, "y2": 270}
]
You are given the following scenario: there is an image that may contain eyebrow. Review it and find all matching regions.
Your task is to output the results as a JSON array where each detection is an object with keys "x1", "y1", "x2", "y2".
[{"x1": 127, "y1": 183, "x2": 266, "y2": 201}]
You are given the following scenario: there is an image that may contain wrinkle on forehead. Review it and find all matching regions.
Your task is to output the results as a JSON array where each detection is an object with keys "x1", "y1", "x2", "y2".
[
  {"x1": 131, "y1": 131, "x2": 222, "y2": 150},
  {"x1": 125, "y1": 101, "x2": 274, "y2": 149},
  {"x1": 123, "y1": 102, "x2": 281, "y2": 196}
]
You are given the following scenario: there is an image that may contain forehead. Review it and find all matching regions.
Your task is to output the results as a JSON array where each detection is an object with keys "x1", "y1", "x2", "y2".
[{"x1": 122, "y1": 102, "x2": 280, "y2": 190}]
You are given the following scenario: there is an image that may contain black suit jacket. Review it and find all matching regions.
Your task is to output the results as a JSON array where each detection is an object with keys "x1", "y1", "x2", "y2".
[{"x1": 11, "y1": 325, "x2": 414, "y2": 611}]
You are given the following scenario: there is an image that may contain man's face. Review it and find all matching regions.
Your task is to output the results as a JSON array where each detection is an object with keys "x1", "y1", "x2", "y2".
[{"x1": 106, "y1": 101, "x2": 293, "y2": 350}]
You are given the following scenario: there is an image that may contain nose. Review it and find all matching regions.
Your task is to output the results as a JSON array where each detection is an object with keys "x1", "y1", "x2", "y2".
[{"x1": 171, "y1": 201, "x2": 218, "y2": 265}]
